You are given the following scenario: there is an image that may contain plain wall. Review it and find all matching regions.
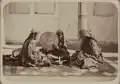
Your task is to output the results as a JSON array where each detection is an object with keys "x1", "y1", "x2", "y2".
[
  {"x1": 4, "y1": 3, "x2": 59, "y2": 43},
  {"x1": 58, "y1": 2, "x2": 78, "y2": 40},
  {"x1": 3, "y1": 2, "x2": 118, "y2": 44},
  {"x1": 79, "y1": 2, "x2": 118, "y2": 43}
]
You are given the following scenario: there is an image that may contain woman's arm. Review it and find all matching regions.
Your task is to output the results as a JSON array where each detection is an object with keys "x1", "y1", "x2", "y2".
[
  {"x1": 90, "y1": 40, "x2": 101, "y2": 56},
  {"x1": 89, "y1": 39, "x2": 103, "y2": 63},
  {"x1": 64, "y1": 40, "x2": 67, "y2": 48}
]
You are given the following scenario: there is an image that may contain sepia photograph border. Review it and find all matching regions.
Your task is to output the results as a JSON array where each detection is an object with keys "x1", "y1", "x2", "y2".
[{"x1": 0, "y1": 0, "x2": 120, "y2": 84}]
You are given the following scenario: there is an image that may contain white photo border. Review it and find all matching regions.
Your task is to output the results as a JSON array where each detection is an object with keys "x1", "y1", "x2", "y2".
[{"x1": 0, "y1": 0, "x2": 120, "y2": 84}]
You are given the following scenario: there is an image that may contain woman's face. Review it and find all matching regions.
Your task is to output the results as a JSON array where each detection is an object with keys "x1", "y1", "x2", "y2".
[{"x1": 58, "y1": 33, "x2": 63, "y2": 40}]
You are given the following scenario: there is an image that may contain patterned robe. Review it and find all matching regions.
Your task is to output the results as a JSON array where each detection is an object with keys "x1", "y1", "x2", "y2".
[
  {"x1": 12, "y1": 39, "x2": 51, "y2": 67},
  {"x1": 19, "y1": 38, "x2": 37, "y2": 66},
  {"x1": 71, "y1": 36, "x2": 104, "y2": 69}
]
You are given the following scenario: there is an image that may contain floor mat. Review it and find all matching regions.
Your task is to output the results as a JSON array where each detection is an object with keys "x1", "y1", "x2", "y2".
[{"x1": 2, "y1": 55, "x2": 118, "y2": 78}]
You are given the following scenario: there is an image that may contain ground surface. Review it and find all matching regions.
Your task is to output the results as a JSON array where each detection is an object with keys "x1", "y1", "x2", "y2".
[
  {"x1": 2, "y1": 47, "x2": 118, "y2": 82},
  {"x1": 3, "y1": 56, "x2": 118, "y2": 77}
]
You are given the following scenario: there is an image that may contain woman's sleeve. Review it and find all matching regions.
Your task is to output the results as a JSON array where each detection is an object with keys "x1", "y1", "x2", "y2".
[
  {"x1": 64, "y1": 40, "x2": 67, "y2": 48},
  {"x1": 89, "y1": 39, "x2": 101, "y2": 56},
  {"x1": 28, "y1": 41, "x2": 37, "y2": 60},
  {"x1": 28, "y1": 42, "x2": 33, "y2": 58}
]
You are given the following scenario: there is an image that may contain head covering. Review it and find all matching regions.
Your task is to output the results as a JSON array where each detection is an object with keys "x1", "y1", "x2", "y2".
[
  {"x1": 56, "y1": 29, "x2": 63, "y2": 36},
  {"x1": 30, "y1": 28, "x2": 38, "y2": 34},
  {"x1": 25, "y1": 29, "x2": 38, "y2": 41},
  {"x1": 79, "y1": 29, "x2": 91, "y2": 38},
  {"x1": 31, "y1": 28, "x2": 35, "y2": 33},
  {"x1": 56, "y1": 29, "x2": 65, "y2": 45}
]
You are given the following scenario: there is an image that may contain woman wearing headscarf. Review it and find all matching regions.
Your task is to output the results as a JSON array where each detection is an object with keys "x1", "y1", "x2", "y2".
[
  {"x1": 50, "y1": 29, "x2": 70, "y2": 65},
  {"x1": 11, "y1": 29, "x2": 52, "y2": 67},
  {"x1": 71, "y1": 29, "x2": 104, "y2": 69},
  {"x1": 17, "y1": 30, "x2": 38, "y2": 67}
]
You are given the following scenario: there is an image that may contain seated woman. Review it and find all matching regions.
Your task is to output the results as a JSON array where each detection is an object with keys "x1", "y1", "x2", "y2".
[
  {"x1": 71, "y1": 29, "x2": 104, "y2": 69},
  {"x1": 50, "y1": 30, "x2": 70, "y2": 65},
  {"x1": 18, "y1": 30, "x2": 38, "y2": 67},
  {"x1": 12, "y1": 29, "x2": 51, "y2": 67}
]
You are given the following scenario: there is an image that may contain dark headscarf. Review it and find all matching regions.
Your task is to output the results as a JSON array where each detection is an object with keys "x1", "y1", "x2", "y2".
[
  {"x1": 56, "y1": 29, "x2": 65, "y2": 47},
  {"x1": 79, "y1": 29, "x2": 91, "y2": 39}
]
